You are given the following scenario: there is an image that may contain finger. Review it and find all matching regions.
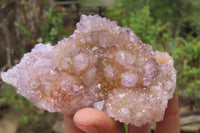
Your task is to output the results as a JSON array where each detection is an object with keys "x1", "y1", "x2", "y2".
[
  {"x1": 73, "y1": 108, "x2": 125, "y2": 133},
  {"x1": 155, "y1": 90, "x2": 180, "y2": 133},
  {"x1": 128, "y1": 123, "x2": 150, "y2": 133},
  {"x1": 64, "y1": 114, "x2": 85, "y2": 133}
]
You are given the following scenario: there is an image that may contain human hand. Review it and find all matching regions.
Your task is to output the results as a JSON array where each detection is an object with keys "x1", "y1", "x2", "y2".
[{"x1": 64, "y1": 90, "x2": 180, "y2": 133}]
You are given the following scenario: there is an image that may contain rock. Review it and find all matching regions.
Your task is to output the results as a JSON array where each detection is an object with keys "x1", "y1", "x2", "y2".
[
  {"x1": 181, "y1": 123, "x2": 200, "y2": 133},
  {"x1": 0, "y1": 111, "x2": 17, "y2": 133},
  {"x1": 180, "y1": 115, "x2": 200, "y2": 126},
  {"x1": 52, "y1": 120, "x2": 65, "y2": 133},
  {"x1": 179, "y1": 106, "x2": 191, "y2": 115}
]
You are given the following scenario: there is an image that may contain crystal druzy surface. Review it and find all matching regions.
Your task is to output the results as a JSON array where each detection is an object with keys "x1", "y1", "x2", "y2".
[{"x1": 1, "y1": 15, "x2": 176, "y2": 126}]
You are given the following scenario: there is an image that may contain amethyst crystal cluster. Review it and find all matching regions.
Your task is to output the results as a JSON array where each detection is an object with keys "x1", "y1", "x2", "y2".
[{"x1": 1, "y1": 15, "x2": 176, "y2": 126}]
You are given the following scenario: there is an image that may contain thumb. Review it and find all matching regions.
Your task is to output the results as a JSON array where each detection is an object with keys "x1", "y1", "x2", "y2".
[{"x1": 73, "y1": 108, "x2": 125, "y2": 133}]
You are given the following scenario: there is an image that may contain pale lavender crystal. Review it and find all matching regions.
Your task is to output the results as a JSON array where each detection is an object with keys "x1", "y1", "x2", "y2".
[
  {"x1": 1, "y1": 15, "x2": 176, "y2": 126},
  {"x1": 121, "y1": 72, "x2": 138, "y2": 87}
]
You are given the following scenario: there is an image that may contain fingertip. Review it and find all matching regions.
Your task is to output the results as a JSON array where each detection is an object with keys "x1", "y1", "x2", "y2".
[
  {"x1": 73, "y1": 108, "x2": 99, "y2": 133},
  {"x1": 73, "y1": 108, "x2": 125, "y2": 133},
  {"x1": 64, "y1": 114, "x2": 85, "y2": 133}
]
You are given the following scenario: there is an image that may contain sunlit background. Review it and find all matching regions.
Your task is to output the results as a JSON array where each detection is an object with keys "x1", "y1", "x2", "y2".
[{"x1": 0, "y1": 0, "x2": 200, "y2": 132}]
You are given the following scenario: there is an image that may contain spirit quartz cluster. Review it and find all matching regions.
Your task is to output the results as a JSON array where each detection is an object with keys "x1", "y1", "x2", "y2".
[{"x1": 1, "y1": 15, "x2": 176, "y2": 126}]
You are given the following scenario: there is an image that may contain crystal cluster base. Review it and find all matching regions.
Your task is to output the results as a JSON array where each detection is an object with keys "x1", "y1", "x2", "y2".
[{"x1": 1, "y1": 15, "x2": 176, "y2": 126}]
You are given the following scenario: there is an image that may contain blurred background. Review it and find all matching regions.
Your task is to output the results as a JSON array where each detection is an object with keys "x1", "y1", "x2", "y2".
[{"x1": 0, "y1": 0, "x2": 200, "y2": 132}]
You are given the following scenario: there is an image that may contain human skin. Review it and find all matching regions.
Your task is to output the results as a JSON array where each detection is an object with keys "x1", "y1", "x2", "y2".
[{"x1": 64, "y1": 90, "x2": 180, "y2": 133}]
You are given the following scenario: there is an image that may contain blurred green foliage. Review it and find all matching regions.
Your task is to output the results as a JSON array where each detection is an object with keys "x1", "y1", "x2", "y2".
[
  {"x1": 0, "y1": 2, "x2": 64, "y2": 128},
  {"x1": 14, "y1": 22, "x2": 31, "y2": 39},
  {"x1": 124, "y1": 124, "x2": 128, "y2": 132},
  {"x1": 122, "y1": 5, "x2": 162, "y2": 49},
  {"x1": 0, "y1": 1, "x2": 200, "y2": 132},
  {"x1": 0, "y1": 83, "x2": 40, "y2": 125},
  {"x1": 42, "y1": 4, "x2": 64, "y2": 44},
  {"x1": 107, "y1": 0, "x2": 200, "y2": 110},
  {"x1": 172, "y1": 37, "x2": 200, "y2": 109}
]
